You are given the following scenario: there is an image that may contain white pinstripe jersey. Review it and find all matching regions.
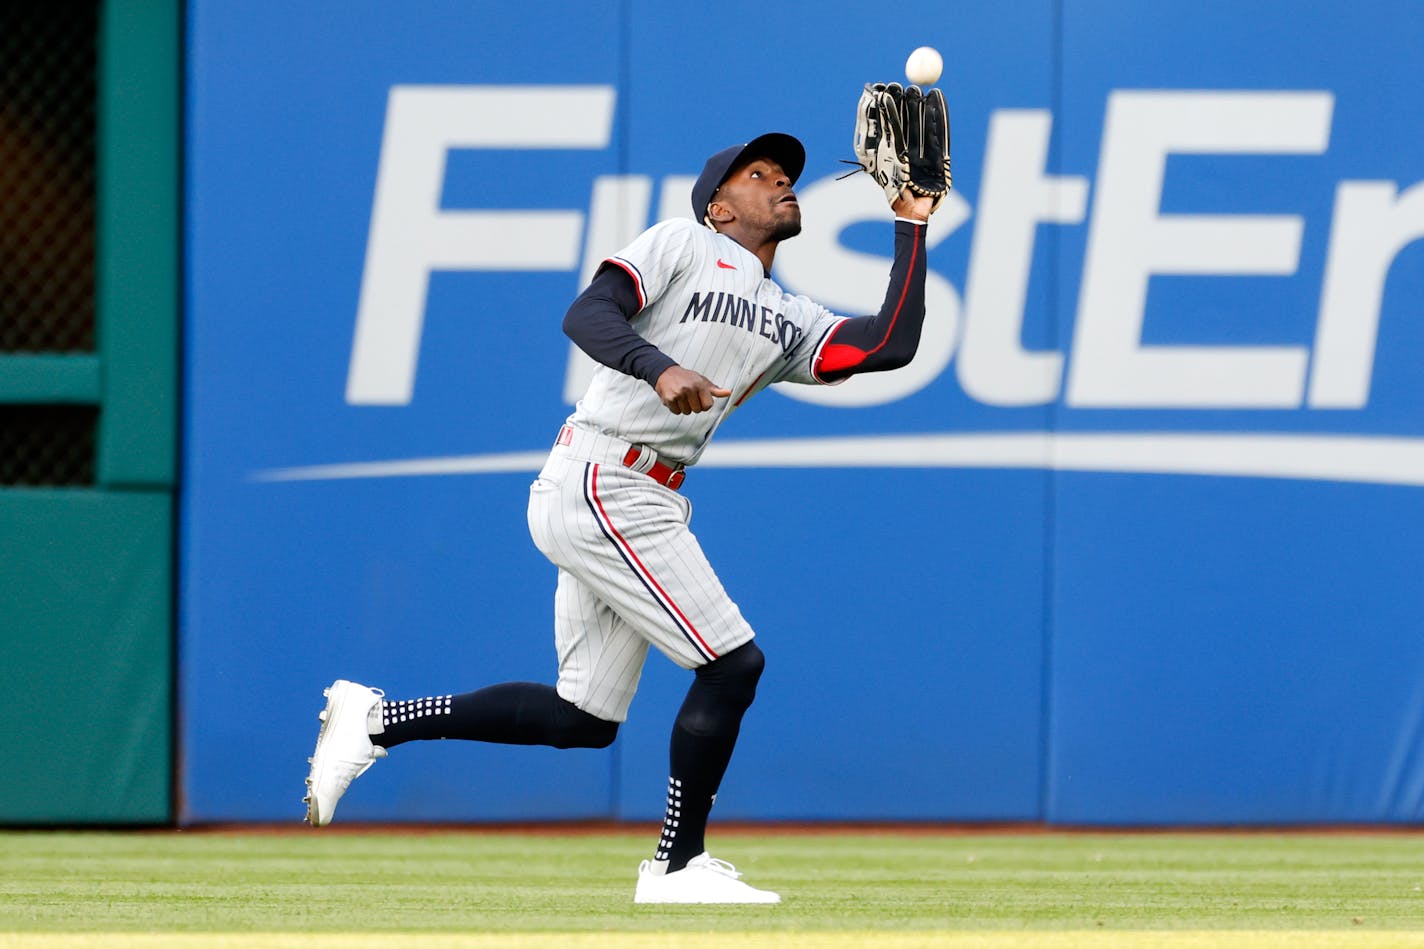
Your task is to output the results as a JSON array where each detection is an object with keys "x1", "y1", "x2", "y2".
[{"x1": 566, "y1": 218, "x2": 845, "y2": 466}]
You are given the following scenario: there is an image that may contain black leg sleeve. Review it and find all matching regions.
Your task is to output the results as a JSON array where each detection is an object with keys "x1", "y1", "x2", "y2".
[
  {"x1": 657, "y1": 641, "x2": 766, "y2": 871},
  {"x1": 375, "y1": 682, "x2": 618, "y2": 750}
]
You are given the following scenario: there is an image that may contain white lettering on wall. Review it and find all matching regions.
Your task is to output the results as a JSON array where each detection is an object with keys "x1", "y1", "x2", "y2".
[
  {"x1": 959, "y1": 110, "x2": 1088, "y2": 407},
  {"x1": 1067, "y1": 90, "x2": 1333, "y2": 408},
  {"x1": 347, "y1": 85, "x2": 615, "y2": 405}
]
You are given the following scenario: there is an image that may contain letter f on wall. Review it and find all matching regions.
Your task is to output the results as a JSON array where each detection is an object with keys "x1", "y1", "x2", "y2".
[{"x1": 346, "y1": 85, "x2": 615, "y2": 405}]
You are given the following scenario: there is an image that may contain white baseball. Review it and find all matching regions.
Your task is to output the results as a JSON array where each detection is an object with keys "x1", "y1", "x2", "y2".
[{"x1": 905, "y1": 46, "x2": 943, "y2": 87}]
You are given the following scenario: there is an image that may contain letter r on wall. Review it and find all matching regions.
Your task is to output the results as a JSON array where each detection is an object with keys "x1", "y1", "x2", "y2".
[{"x1": 347, "y1": 85, "x2": 616, "y2": 405}]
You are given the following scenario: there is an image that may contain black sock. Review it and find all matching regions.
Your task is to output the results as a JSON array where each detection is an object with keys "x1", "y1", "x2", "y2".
[
  {"x1": 373, "y1": 682, "x2": 618, "y2": 750},
  {"x1": 655, "y1": 642, "x2": 764, "y2": 872},
  {"x1": 657, "y1": 727, "x2": 737, "y2": 869}
]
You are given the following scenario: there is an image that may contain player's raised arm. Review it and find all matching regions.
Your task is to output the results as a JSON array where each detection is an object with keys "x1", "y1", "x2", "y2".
[
  {"x1": 812, "y1": 213, "x2": 927, "y2": 382},
  {"x1": 812, "y1": 81, "x2": 950, "y2": 384}
]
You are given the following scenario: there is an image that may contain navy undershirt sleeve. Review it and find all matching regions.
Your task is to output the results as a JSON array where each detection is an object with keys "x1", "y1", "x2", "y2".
[
  {"x1": 562, "y1": 265, "x2": 678, "y2": 387},
  {"x1": 815, "y1": 220, "x2": 927, "y2": 383}
]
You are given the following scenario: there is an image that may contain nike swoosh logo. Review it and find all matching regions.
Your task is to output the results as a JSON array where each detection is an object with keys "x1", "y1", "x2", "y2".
[{"x1": 716, "y1": 259, "x2": 736, "y2": 270}]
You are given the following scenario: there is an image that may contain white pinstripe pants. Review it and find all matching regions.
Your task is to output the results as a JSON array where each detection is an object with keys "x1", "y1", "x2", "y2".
[{"x1": 526, "y1": 445, "x2": 756, "y2": 722}]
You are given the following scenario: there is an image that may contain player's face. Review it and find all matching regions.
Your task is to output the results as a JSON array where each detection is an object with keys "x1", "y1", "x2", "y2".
[{"x1": 715, "y1": 158, "x2": 801, "y2": 241}]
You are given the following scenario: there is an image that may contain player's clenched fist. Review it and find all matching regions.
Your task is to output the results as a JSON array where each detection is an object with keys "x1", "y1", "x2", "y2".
[{"x1": 655, "y1": 366, "x2": 732, "y2": 415}]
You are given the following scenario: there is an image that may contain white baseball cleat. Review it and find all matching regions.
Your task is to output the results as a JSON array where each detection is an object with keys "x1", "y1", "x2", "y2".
[
  {"x1": 633, "y1": 853, "x2": 781, "y2": 904},
  {"x1": 302, "y1": 679, "x2": 386, "y2": 827}
]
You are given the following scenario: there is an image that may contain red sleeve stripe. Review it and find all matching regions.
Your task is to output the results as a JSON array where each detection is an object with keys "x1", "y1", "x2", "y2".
[
  {"x1": 604, "y1": 257, "x2": 646, "y2": 311},
  {"x1": 806, "y1": 320, "x2": 848, "y2": 385},
  {"x1": 812, "y1": 223, "x2": 922, "y2": 378}
]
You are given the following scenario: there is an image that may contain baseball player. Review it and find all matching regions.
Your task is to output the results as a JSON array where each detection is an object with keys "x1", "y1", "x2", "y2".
[{"x1": 305, "y1": 86, "x2": 950, "y2": 904}]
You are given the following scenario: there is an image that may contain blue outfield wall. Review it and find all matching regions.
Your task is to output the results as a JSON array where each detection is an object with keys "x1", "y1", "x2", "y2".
[{"x1": 181, "y1": 0, "x2": 1424, "y2": 824}]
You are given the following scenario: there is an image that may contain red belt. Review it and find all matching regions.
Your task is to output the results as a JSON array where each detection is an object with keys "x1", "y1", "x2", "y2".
[
  {"x1": 557, "y1": 425, "x2": 686, "y2": 491},
  {"x1": 622, "y1": 445, "x2": 686, "y2": 491}
]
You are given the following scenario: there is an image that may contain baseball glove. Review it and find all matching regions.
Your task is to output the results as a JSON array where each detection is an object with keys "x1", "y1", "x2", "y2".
[{"x1": 852, "y1": 82, "x2": 952, "y2": 211}]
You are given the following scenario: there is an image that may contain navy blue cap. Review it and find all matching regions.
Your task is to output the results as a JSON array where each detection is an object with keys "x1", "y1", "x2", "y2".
[{"x1": 690, "y1": 132, "x2": 806, "y2": 222}]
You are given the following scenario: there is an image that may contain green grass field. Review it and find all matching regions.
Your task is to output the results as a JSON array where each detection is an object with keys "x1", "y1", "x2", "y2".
[{"x1": 2, "y1": 828, "x2": 1423, "y2": 947}]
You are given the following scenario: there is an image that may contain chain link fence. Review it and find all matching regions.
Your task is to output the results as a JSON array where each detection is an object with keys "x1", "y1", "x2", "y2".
[
  {"x1": 0, "y1": 1, "x2": 97, "y2": 353},
  {"x1": 0, "y1": 405, "x2": 96, "y2": 485},
  {"x1": 1, "y1": 2, "x2": 100, "y2": 485}
]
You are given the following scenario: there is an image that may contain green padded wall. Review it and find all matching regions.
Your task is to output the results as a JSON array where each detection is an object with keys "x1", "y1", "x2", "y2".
[
  {"x1": 1, "y1": 491, "x2": 171, "y2": 822},
  {"x1": 97, "y1": 0, "x2": 178, "y2": 488},
  {"x1": 0, "y1": 0, "x2": 177, "y2": 823}
]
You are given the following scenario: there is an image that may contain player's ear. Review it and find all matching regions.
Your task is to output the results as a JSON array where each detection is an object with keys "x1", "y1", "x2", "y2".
[{"x1": 707, "y1": 200, "x2": 734, "y2": 225}]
